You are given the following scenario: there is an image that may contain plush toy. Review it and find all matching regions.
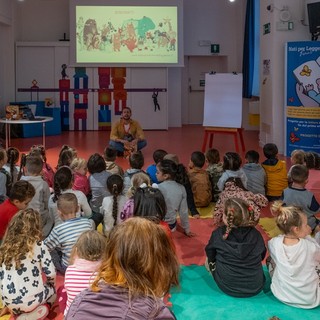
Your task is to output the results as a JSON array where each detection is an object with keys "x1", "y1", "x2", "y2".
[{"x1": 61, "y1": 64, "x2": 68, "y2": 79}]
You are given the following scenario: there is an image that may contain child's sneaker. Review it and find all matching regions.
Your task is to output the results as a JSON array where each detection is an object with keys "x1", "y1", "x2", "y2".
[{"x1": 16, "y1": 304, "x2": 49, "y2": 320}]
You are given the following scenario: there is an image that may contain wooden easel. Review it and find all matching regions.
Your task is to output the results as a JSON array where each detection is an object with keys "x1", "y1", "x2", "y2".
[{"x1": 201, "y1": 127, "x2": 245, "y2": 153}]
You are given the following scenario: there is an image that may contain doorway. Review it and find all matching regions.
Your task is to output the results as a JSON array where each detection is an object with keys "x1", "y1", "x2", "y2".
[{"x1": 184, "y1": 55, "x2": 228, "y2": 124}]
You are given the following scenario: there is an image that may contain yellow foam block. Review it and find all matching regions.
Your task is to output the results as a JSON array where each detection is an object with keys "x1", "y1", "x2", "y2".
[
  {"x1": 259, "y1": 217, "x2": 281, "y2": 238},
  {"x1": 190, "y1": 202, "x2": 215, "y2": 219}
]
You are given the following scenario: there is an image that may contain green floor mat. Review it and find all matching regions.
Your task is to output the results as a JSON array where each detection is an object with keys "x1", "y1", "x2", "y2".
[{"x1": 170, "y1": 265, "x2": 319, "y2": 320}]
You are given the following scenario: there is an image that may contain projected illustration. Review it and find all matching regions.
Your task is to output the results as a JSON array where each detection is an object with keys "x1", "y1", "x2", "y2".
[{"x1": 76, "y1": 6, "x2": 178, "y2": 64}]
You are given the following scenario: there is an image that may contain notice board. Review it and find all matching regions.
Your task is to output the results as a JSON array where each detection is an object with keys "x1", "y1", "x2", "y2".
[{"x1": 203, "y1": 73, "x2": 243, "y2": 128}]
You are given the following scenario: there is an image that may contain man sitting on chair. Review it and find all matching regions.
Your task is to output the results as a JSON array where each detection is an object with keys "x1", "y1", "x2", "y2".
[{"x1": 109, "y1": 107, "x2": 147, "y2": 156}]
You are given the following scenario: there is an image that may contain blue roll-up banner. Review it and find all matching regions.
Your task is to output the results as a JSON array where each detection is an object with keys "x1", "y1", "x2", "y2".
[{"x1": 285, "y1": 41, "x2": 320, "y2": 156}]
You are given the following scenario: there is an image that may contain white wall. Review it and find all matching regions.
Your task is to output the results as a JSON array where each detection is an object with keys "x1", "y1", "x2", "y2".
[
  {"x1": 259, "y1": 0, "x2": 311, "y2": 154},
  {"x1": 183, "y1": 0, "x2": 245, "y2": 71},
  {"x1": 0, "y1": 0, "x2": 246, "y2": 127},
  {"x1": 0, "y1": 0, "x2": 14, "y2": 115}
]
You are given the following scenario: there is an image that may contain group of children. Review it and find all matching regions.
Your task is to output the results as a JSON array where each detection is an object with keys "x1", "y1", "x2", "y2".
[
  {"x1": 0, "y1": 142, "x2": 320, "y2": 318},
  {"x1": 205, "y1": 144, "x2": 320, "y2": 310}
]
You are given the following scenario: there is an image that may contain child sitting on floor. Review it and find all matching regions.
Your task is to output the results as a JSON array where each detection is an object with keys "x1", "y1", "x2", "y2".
[
  {"x1": 45, "y1": 193, "x2": 94, "y2": 274},
  {"x1": 56, "y1": 145, "x2": 77, "y2": 169},
  {"x1": 123, "y1": 151, "x2": 146, "y2": 194},
  {"x1": 243, "y1": 150, "x2": 266, "y2": 195},
  {"x1": 3, "y1": 147, "x2": 20, "y2": 186},
  {"x1": 70, "y1": 157, "x2": 90, "y2": 197},
  {"x1": 121, "y1": 171, "x2": 151, "y2": 222},
  {"x1": 103, "y1": 147, "x2": 124, "y2": 177},
  {"x1": 213, "y1": 177, "x2": 268, "y2": 227},
  {"x1": 62, "y1": 230, "x2": 106, "y2": 316},
  {"x1": 0, "y1": 180, "x2": 35, "y2": 241},
  {"x1": 206, "y1": 198, "x2": 266, "y2": 297},
  {"x1": 29, "y1": 144, "x2": 55, "y2": 189},
  {"x1": 146, "y1": 149, "x2": 167, "y2": 184},
  {"x1": 287, "y1": 149, "x2": 306, "y2": 186},
  {"x1": 133, "y1": 185, "x2": 172, "y2": 239},
  {"x1": 188, "y1": 151, "x2": 212, "y2": 207},
  {"x1": 65, "y1": 218, "x2": 179, "y2": 320},
  {"x1": 101, "y1": 174, "x2": 127, "y2": 235},
  {"x1": 20, "y1": 155, "x2": 52, "y2": 237},
  {"x1": 164, "y1": 153, "x2": 200, "y2": 218},
  {"x1": 261, "y1": 143, "x2": 288, "y2": 201},
  {"x1": 87, "y1": 153, "x2": 111, "y2": 228},
  {"x1": 268, "y1": 201, "x2": 320, "y2": 309},
  {"x1": 282, "y1": 164, "x2": 320, "y2": 233},
  {"x1": 217, "y1": 152, "x2": 248, "y2": 191},
  {"x1": 156, "y1": 159, "x2": 195, "y2": 237},
  {"x1": 205, "y1": 148, "x2": 223, "y2": 202},
  {"x1": 49, "y1": 166, "x2": 92, "y2": 227},
  {"x1": 0, "y1": 209, "x2": 56, "y2": 319}
]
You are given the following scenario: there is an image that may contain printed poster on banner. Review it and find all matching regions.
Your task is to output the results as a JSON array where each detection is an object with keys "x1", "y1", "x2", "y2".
[{"x1": 285, "y1": 41, "x2": 320, "y2": 156}]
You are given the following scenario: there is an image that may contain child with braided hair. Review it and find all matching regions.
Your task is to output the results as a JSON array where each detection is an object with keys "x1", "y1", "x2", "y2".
[
  {"x1": 268, "y1": 201, "x2": 320, "y2": 309},
  {"x1": 205, "y1": 198, "x2": 266, "y2": 297},
  {"x1": 49, "y1": 166, "x2": 92, "y2": 227},
  {"x1": 29, "y1": 144, "x2": 55, "y2": 189},
  {"x1": 213, "y1": 177, "x2": 268, "y2": 227},
  {"x1": 3, "y1": 147, "x2": 20, "y2": 186},
  {"x1": 100, "y1": 174, "x2": 127, "y2": 235}
]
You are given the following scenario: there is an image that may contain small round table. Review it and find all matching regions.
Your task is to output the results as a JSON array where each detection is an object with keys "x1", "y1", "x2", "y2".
[{"x1": 0, "y1": 117, "x2": 53, "y2": 149}]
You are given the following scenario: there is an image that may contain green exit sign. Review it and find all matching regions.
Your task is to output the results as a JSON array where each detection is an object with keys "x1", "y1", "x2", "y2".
[
  {"x1": 263, "y1": 23, "x2": 271, "y2": 35},
  {"x1": 211, "y1": 44, "x2": 220, "y2": 54}
]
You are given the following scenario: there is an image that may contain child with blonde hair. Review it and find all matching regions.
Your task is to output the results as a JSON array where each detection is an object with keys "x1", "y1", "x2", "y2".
[
  {"x1": 100, "y1": 174, "x2": 127, "y2": 234},
  {"x1": 268, "y1": 201, "x2": 320, "y2": 309},
  {"x1": 65, "y1": 218, "x2": 179, "y2": 319},
  {"x1": 63, "y1": 230, "x2": 106, "y2": 316},
  {"x1": 0, "y1": 208, "x2": 56, "y2": 319},
  {"x1": 70, "y1": 157, "x2": 90, "y2": 197},
  {"x1": 121, "y1": 171, "x2": 151, "y2": 222},
  {"x1": 206, "y1": 198, "x2": 266, "y2": 297}
]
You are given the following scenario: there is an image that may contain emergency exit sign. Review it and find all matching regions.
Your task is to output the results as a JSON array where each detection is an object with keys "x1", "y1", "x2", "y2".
[{"x1": 263, "y1": 23, "x2": 271, "y2": 35}]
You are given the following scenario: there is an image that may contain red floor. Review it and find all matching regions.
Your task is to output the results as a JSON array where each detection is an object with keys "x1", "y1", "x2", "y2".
[{"x1": 8, "y1": 125, "x2": 266, "y2": 170}]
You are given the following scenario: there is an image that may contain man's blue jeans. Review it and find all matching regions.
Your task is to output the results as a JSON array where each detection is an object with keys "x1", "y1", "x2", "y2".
[{"x1": 109, "y1": 139, "x2": 147, "y2": 152}]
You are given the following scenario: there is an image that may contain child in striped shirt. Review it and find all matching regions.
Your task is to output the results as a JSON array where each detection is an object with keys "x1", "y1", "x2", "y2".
[
  {"x1": 62, "y1": 230, "x2": 106, "y2": 316},
  {"x1": 44, "y1": 193, "x2": 94, "y2": 274}
]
